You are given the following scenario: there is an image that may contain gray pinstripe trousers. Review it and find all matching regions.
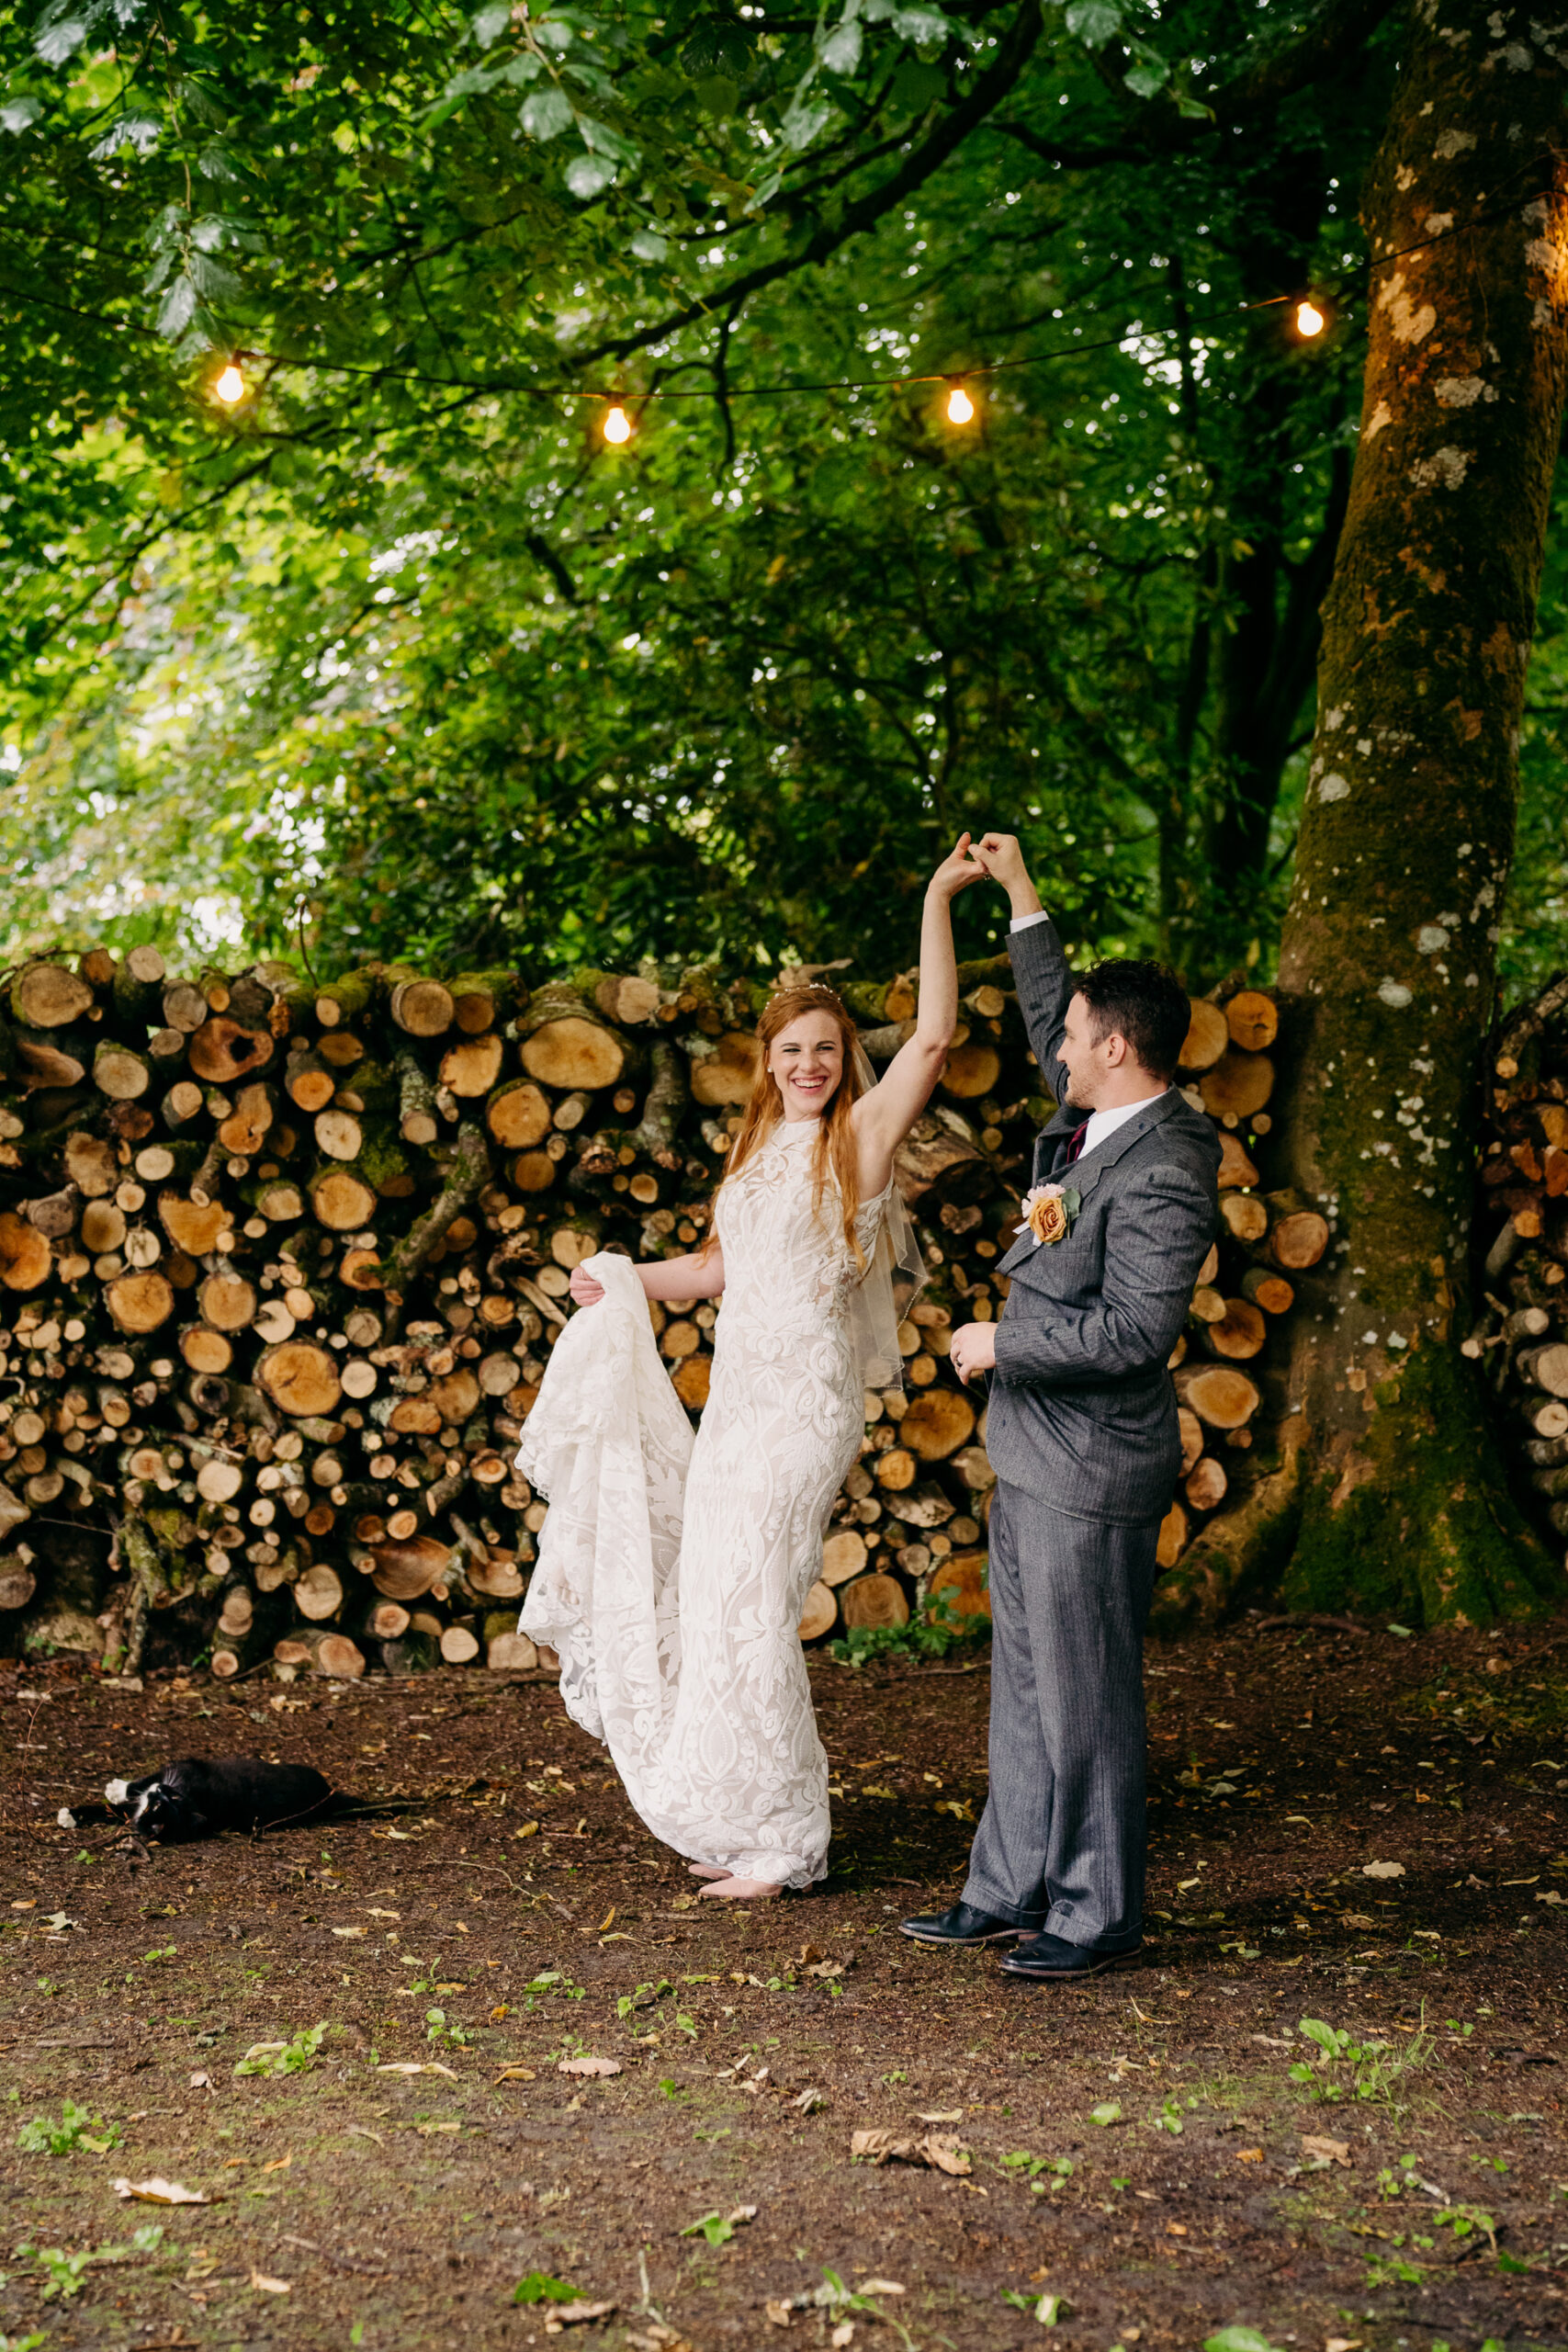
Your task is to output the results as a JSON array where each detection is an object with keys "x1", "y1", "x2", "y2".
[{"x1": 960, "y1": 1478, "x2": 1159, "y2": 1946}]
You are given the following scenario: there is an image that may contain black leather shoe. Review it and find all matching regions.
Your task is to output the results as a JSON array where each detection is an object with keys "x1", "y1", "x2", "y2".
[
  {"x1": 999, "y1": 1930, "x2": 1144, "y2": 1981},
  {"x1": 898, "y1": 1901, "x2": 1035, "y2": 1947}
]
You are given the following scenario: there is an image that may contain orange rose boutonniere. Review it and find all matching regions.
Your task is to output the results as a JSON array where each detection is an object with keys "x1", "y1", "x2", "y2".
[{"x1": 1016, "y1": 1182, "x2": 1081, "y2": 1249}]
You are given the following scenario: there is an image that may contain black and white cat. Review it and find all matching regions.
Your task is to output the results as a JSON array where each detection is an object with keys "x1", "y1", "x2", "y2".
[{"x1": 60, "y1": 1756, "x2": 336, "y2": 1843}]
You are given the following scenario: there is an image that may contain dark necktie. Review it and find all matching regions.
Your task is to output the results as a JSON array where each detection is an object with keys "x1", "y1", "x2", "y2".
[{"x1": 1050, "y1": 1120, "x2": 1089, "y2": 1176}]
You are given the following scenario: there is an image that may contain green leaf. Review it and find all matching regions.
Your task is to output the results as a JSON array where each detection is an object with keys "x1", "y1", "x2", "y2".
[
  {"x1": 781, "y1": 94, "x2": 833, "y2": 150},
  {"x1": 565, "y1": 152, "x2": 616, "y2": 198},
  {"x1": 1089, "y1": 2100, "x2": 1122, "y2": 2126},
  {"x1": 512, "y1": 2271, "x2": 581, "y2": 2305},
  {"x1": 819, "y1": 19, "x2": 863, "y2": 74},
  {"x1": 1204, "y1": 2332, "x2": 1285, "y2": 2352},
  {"x1": 890, "y1": 3, "x2": 953, "y2": 42},
  {"x1": 471, "y1": 2, "x2": 512, "y2": 42},
  {"x1": 521, "y1": 85, "x2": 574, "y2": 140},
  {"x1": 1064, "y1": 0, "x2": 1121, "y2": 44},
  {"x1": 1123, "y1": 55, "x2": 1168, "y2": 98},
  {"x1": 630, "y1": 227, "x2": 669, "y2": 262},
  {"x1": 0, "y1": 97, "x2": 40, "y2": 133}
]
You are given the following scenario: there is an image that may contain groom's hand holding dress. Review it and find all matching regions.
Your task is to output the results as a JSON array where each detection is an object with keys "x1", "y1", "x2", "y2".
[{"x1": 903, "y1": 833, "x2": 1220, "y2": 1981}]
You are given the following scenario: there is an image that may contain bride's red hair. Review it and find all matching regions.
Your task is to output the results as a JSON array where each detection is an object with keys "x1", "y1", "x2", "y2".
[{"x1": 717, "y1": 984, "x2": 867, "y2": 1263}]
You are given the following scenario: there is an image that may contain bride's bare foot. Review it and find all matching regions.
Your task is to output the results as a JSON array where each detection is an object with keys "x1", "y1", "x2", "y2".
[
  {"x1": 687, "y1": 1863, "x2": 732, "y2": 1881},
  {"x1": 698, "y1": 1876, "x2": 782, "y2": 1902}
]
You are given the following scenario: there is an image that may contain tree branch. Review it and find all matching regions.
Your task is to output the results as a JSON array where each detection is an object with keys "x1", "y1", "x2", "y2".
[
  {"x1": 998, "y1": 0, "x2": 1395, "y2": 169},
  {"x1": 570, "y1": 0, "x2": 1043, "y2": 375}
]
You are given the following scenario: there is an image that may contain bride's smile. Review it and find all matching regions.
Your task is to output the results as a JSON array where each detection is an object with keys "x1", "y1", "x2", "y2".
[{"x1": 769, "y1": 1020, "x2": 844, "y2": 1118}]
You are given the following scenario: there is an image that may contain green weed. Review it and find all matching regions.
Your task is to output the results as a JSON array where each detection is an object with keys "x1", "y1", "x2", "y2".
[
  {"x1": 423, "y1": 2008, "x2": 472, "y2": 2049},
  {"x1": 18, "y1": 2223, "x2": 163, "y2": 2299},
  {"x1": 234, "y1": 2021, "x2": 328, "y2": 2077},
  {"x1": 511, "y1": 2270, "x2": 580, "y2": 2305},
  {"x1": 1288, "y1": 2011, "x2": 1436, "y2": 2106},
  {"x1": 17, "y1": 2099, "x2": 120, "y2": 2155}
]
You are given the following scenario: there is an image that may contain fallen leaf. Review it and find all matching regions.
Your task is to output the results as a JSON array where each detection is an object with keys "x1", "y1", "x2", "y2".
[
  {"x1": 1325, "y1": 2338, "x2": 1364, "y2": 2351},
  {"x1": 798, "y1": 1943, "x2": 826, "y2": 1965},
  {"x1": 1301, "y1": 2133, "x2": 1352, "y2": 2169},
  {"x1": 515, "y1": 1821, "x2": 540, "y2": 1839},
  {"x1": 189, "y1": 2070, "x2": 212, "y2": 2089},
  {"x1": 860, "y1": 2278, "x2": 905, "y2": 2294},
  {"x1": 495, "y1": 2065, "x2": 537, "y2": 2084},
  {"x1": 804, "y1": 1958, "x2": 845, "y2": 1978},
  {"x1": 376, "y1": 2061, "x2": 459, "y2": 2078},
  {"x1": 262, "y1": 2154, "x2": 292, "y2": 2174},
  {"x1": 1536, "y1": 1889, "x2": 1565, "y2": 1906},
  {"x1": 790, "y1": 2086, "x2": 823, "y2": 2113},
  {"x1": 415, "y1": 2120, "x2": 460, "y2": 2135},
  {"x1": 1236, "y1": 2147, "x2": 1264, "y2": 2163},
  {"x1": 332, "y1": 1926, "x2": 367, "y2": 1939},
  {"x1": 765, "y1": 2301, "x2": 794, "y2": 2328},
  {"x1": 830, "y1": 2327, "x2": 854, "y2": 2350},
  {"x1": 365, "y1": 1906, "x2": 400, "y2": 1919},
  {"x1": 250, "y1": 2269, "x2": 291, "y2": 2293},
  {"x1": 113, "y1": 2176, "x2": 212, "y2": 2205},
  {"x1": 1089, "y1": 2100, "x2": 1123, "y2": 2126},
  {"x1": 10, "y1": 1899, "x2": 35, "y2": 1910},
  {"x1": 912, "y1": 2108, "x2": 964, "y2": 2123},
  {"x1": 850, "y1": 2129, "x2": 970, "y2": 2176},
  {"x1": 1361, "y1": 1860, "x2": 1404, "y2": 1880},
  {"x1": 558, "y1": 2053, "x2": 622, "y2": 2077}
]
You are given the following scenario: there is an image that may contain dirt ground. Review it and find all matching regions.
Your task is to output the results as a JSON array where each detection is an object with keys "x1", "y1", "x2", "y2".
[{"x1": 3, "y1": 1613, "x2": 1568, "y2": 2352}]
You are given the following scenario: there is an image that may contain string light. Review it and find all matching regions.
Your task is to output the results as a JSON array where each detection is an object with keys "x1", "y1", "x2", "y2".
[
  {"x1": 601, "y1": 403, "x2": 633, "y2": 444},
  {"x1": 213, "y1": 360, "x2": 245, "y2": 403},
  {"x1": 1293, "y1": 299, "x2": 1326, "y2": 339},
  {"x1": 945, "y1": 383, "x2": 976, "y2": 424}
]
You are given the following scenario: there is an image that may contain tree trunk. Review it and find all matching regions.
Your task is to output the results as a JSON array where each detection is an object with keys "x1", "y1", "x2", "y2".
[{"x1": 1269, "y1": 0, "x2": 1568, "y2": 1623}]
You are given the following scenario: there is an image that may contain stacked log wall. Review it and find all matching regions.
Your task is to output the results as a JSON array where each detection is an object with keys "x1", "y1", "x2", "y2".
[
  {"x1": 1469, "y1": 977, "x2": 1568, "y2": 1556},
  {"x1": 0, "y1": 944, "x2": 1305, "y2": 1679}
]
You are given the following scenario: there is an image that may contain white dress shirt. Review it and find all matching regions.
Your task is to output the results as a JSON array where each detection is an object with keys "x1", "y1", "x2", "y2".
[{"x1": 1008, "y1": 909, "x2": 1170, "y2": 1158}]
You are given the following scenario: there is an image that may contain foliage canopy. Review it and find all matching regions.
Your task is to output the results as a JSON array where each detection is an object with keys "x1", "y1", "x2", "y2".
[{"x1": 11, "y1": 0, "x2": 1558, "y2": 995}]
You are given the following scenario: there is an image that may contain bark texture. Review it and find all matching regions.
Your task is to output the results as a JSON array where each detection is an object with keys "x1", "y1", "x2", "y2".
[{"x1": 1270, "y1": 0, "x2": 1568, "y2": 1623}]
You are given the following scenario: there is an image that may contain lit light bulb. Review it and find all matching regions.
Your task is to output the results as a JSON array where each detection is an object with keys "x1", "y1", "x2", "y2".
[
  {"x1": 1294, "y1": 300, "x2": 1326, "y2": 339},
  {"x1": 213, "y1": 361, "x2": 245, "y2": 403},
  {"x1": 602, "y1": 403, "x2": 633, "y2": 445},
  {"x1": 945, "y1": 383, "x2": 976, "y2": 424}
]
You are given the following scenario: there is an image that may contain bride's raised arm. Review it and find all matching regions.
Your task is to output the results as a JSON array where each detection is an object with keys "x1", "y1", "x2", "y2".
[{"x1": 852, "y1": 831, "x2": 985, "y2": 1193}]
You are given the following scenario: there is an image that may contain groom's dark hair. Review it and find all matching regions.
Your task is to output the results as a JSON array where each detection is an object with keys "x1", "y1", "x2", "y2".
[{"x1": 1076, "y1": 958, "x2": 1190, "y2": 1080}]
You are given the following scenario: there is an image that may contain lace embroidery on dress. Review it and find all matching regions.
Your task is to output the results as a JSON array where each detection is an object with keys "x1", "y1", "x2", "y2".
[{"x1": 517, "y1": 1116, "x2": 890, "y2": 1888}]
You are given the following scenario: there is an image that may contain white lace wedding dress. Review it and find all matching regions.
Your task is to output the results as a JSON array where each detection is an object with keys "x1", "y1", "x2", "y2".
[{"x1": 516, "y1": 1116, "x2": 892, "y2": 1889}]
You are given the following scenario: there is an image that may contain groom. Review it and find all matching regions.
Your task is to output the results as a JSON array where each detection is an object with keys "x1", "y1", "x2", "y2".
[{"x1": 901, "y1": 832, "x2": 1220, "y2": 1982}]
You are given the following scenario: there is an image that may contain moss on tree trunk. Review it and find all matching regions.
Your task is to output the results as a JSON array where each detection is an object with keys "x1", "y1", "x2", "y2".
[{"x1": 1271, "y1": 0, "x2": 1568, "y2": 1623}]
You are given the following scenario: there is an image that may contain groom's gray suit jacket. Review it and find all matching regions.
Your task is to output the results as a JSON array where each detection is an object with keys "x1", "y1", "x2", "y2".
[{"x1": 987, "y1": 920, "x2": 1222, "y2": 1526}]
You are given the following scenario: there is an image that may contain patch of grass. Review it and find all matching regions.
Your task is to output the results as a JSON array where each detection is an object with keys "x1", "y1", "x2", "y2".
[
  {"x1": 17, "y1": 2223, "x2": 164, "y2": 2299},
  {"x1": 17, "y1": 2098, "x2": 120, "y2": 2155}
]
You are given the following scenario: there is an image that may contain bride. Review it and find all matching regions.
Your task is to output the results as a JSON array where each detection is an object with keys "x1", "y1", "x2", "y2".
[{"x1": 516, "y1": 836, "x2": 983, "y2": 1899}]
